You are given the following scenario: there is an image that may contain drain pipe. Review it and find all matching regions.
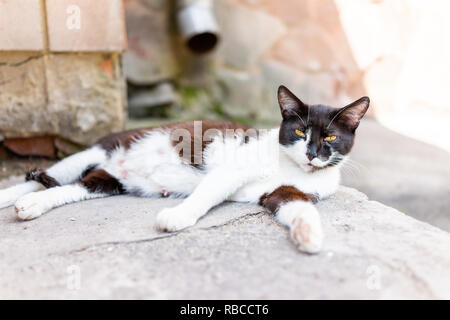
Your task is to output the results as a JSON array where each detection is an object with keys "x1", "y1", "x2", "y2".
[{"x1": 176, "y1": 0, "x2": 220, "y2": 54}]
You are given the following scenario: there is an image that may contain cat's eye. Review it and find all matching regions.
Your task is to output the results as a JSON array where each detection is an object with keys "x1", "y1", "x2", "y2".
[
  {"x1": 295, "y1": 129, "x2": 305, "y2": 137},
  {"x1": 324, "y1": 136, "x2": 337, "y2": 142}
]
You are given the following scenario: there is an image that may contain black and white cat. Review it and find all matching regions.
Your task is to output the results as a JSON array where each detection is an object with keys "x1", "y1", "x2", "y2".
[{"x1": 0, "y1": 86, "x2": 369, "y2": 253}]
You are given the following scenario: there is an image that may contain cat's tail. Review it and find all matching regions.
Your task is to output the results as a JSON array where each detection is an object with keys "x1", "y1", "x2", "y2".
[{"x1": 0, "y1": 146, "x2": 108, "y2": 209}]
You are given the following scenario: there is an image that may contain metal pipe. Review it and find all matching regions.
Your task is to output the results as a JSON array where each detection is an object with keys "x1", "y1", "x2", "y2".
[{"x1": 176, "y1": 0, "x2": 220, "y2": 54}]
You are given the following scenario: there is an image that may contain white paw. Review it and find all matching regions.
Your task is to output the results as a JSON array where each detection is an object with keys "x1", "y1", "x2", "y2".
[
  {"x1": 155, "y1": 206, "x2": 198, "y2": 232},
  {"x1": 290, "y1": 207, "x2": 323, "y2": 254},
  {"x1": 14, "y1": 193, "x2": 47, "y2": 220}
]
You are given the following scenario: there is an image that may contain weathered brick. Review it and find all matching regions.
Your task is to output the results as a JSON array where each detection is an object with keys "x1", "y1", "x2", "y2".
[
  {"x1": 0, "y1": 144, "x2": 11, "y2": 159},
  {"x1": 3, "y1": 137, "x2": 56, "y2": 158},
  {"x1": 46, "y1": 0, "x2": 127, "y2": 52},
  {"x1": 0, "y1": 0, "x2": 44, "y2": 51}
]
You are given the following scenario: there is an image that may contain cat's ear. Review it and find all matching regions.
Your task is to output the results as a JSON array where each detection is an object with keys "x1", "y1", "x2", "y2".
[
  {"x1": 277, "y1": 85, "x2": 307, "y2": 119},
  {"x1": 333, "y1": 97, "x2": 370, "y2": 131}
]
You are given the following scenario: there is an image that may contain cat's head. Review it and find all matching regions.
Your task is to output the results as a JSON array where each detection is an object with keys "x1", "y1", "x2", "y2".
[{"x1": 277, "y1": 85, "x2": 369, "y2": 172}]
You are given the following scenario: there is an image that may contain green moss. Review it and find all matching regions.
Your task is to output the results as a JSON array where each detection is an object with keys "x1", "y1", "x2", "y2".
[
  {"x1": 180, "y1": 87, "x2": 205, "y2": 104},
  {"x1": 153, "y1": 85, "x2": 264, "y2": 127}
]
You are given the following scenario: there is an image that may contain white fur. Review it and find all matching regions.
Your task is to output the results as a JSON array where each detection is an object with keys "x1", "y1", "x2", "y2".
[
  {"x1": 0, "y1": 181, "x2": 42, "y2": 209},
  {"x1": 155, "y1": 130, "x2": 280, "y2": 231},
  {"x1": 101, "y1": 131, "x2": 195, "y2": 197},
  {"x1": 47, "y1": 146, "x2": 107, "y2": 185},
  {"x1": 0, "y1": 146, "x2": 107, "y2": 210},
  {"x1": 276, "y1": 201, "x2": 323, "y2": 253},
  {"x1": 15, "y1": 184, "x2": 106, "y2": 220},
  {"x1": 280, "y1": 128, "x2": 312, "y2": 172},
  {"x1": 229, "y1": 130, "x2": 340, "y2": 203}
]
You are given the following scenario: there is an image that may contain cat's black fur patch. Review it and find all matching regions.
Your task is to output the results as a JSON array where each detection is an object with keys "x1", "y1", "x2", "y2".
[
  {"x1": 79, "y1": 169, "x2": 125, "y2": 195},
  {"x1": 80, "y1": 164, "x2": 99, "y2": 179},
  {"x1": 277, "y1": 85, "x2": 369, "y2": 169},
  {"x1": 25, "y1": 168, "x2": 61, "y2": 188}
]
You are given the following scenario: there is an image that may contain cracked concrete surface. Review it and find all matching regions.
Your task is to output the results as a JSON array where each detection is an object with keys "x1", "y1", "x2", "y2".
[{"x1": 1, "y1": 176, "x2": 450, "y2": 299}]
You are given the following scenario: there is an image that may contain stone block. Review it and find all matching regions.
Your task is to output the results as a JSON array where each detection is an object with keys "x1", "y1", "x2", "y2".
[
  {"x1": 46, "y1": 0, "x2": 127, "y2": 51},
  {"x1": 0, "y1": 0, "x2": 44, "y2": 51},
  {"x1": 211, "y1": 67, "x2": 271, "y2": 121},
  {"x1": 261, "y1": 59, "x2": 340, "y2": 107},
  {"x1": 0, "y1": 52, "x2": 126, "y2": 147},
  {"x1": 214, "y1": 0, "x2": 286, "y2": 69},
  {"x1": 123, "y1": 0, "x2": 178, "y2": 84},
  {"x1": 0, "y1": 52, "x2": 48, "y2": 137},
  {"x1": 45, "y1": 53, "x2": 126, "y2": 145},
  {"x1": 128, "y1": 82, "x2": 177, "y2": 117}
]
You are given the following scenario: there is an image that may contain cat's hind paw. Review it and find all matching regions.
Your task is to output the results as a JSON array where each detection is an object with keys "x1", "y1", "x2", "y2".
[
  {"x1": 14, "y1": 193, "x2": 47, "y2": 220},
  {"x1": 290, "y1": 207, "x2": 323, "y2": 254},
  {"x1": 0, "y1": 189, "x2": 17, "y2": 209},
  {"x1": 155, "y1": 206, "x2": 198, "y2": 232}
]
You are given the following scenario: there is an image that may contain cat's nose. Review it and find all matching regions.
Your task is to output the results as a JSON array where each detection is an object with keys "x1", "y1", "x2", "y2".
[{"x1": 306, "y1": 151, "x2": 317, "y2": 161}]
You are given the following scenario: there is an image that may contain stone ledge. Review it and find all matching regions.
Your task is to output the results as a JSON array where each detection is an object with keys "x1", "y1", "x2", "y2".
[
  {"x1": 0, "y1": 52, "x2": 126, "y2": 147},
  {"x1": 0, "y1": 177, "x2": 449, "y2": 299}
]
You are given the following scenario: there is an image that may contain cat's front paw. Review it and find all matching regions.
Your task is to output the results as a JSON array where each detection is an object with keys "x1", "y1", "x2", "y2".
[
  {"x1": 155, "y1": 206, "x2": 198, "y2": 232},
  {"x1": 290, "y1": 207, "x2": 323, "y2": 254},
  {"x1": 14, "y1": 193, "x2": 47, "y2": 220}
]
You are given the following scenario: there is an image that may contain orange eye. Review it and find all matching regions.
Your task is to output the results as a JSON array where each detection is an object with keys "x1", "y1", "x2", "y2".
[
  {"x1": 295, "y1": 129, "x2": 305, "y2": 137},
  {"x1": 324, "y1": 136, "x2": 337, "y2": 142}
]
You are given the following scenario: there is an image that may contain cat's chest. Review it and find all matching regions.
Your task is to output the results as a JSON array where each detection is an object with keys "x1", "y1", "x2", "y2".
[{"x1": 230, "y1": 165, "x2": 340, "y2": 203}]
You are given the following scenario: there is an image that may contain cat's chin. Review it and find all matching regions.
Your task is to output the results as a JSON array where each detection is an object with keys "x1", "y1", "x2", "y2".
[
  {"x1": 299, "y1": 162, "x2": 331, "y2": 173},
  {"x1": 299, "y1": 163, "x2": 315, "y2": 173}
]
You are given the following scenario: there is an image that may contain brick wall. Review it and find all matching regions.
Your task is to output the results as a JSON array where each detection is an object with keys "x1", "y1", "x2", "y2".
[{"x1": 0, "y1": 0, "x2": 127, "y2": 158}]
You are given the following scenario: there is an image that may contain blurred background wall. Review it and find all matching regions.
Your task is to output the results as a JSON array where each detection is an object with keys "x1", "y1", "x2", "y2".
[
  {"x1": 2, "y1": 0, "x2": 449, "y2": 154},
  {"x1": 125, "y1": 0, "x2": 450, "y2": 152}
]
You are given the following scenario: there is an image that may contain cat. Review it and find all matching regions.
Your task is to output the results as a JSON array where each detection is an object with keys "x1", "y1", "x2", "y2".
[{"x1": 0, "y1": 85, "x2": 369, "y2": 253}]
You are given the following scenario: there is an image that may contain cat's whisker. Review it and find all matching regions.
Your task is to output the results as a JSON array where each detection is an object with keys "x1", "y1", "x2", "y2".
[
  {"x1": 344, "y1": 158, "x2": 370, "y2": 175},
  {"x1": 342, "y1": 161, "x2": 361, "y2": 173},
  {"x1": 340, "y1": 164, "x2": 358, "y2": 179},
  {"x1": 343, "y1": 163, "x2": 362, "y2": 178},
  {"x1": 345, "y1": 157, "x2": 366, "y2": 168},
  {"x1": 288, "y1": 109, "x2": 306, "y2": 126}
]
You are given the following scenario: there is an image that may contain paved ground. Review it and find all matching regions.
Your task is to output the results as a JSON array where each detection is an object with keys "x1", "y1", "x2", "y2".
[
  {"x1": 342, "y1": 119, "x2": 450, "y2": 232},
  {"x1": 0, "y1": 175, "x2": 449, "y2": 299}
]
